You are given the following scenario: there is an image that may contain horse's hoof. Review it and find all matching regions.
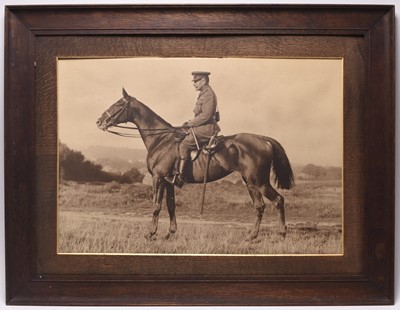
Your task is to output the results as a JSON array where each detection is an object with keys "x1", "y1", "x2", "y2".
[
  {"x1": 163, "y1": 232, "x2": 175, "y2": 240},
  {"x1": 250, "y1": 238, "x2": 261, "y2": 244},
  {"x1": 246, "y1": 233, "x2": 258, "y2": 242},
  {"x1": 279, "y1": 226, "x2": 287, "y2": 238},
  {"x1": 145, "y1": 232, "x2": 156, "y2": 240}
]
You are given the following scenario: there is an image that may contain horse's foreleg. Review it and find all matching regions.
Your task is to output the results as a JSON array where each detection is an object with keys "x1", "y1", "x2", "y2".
[
  {"x1": 147, "y1": 177, "x2": 165, "y2": 239},
  {"x1": 245, "y1": 183, "x2": 265, "y2": 241},
  {"x1": 164, "y1": 183, "x2": 177, "y2": 240}
]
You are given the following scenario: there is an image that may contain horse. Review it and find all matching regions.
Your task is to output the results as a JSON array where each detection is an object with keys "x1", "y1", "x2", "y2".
[{"x1": 96, "y1": 88, "x2": 294, "y2": 241}]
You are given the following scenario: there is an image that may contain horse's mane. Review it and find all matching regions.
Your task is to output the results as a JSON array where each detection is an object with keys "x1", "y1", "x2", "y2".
[{"x1": 134, "y1": 98, "x2": 178, "y2": 132}]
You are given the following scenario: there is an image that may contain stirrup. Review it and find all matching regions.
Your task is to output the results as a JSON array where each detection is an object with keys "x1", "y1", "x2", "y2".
[
  {"x1": 164, "y1": 175, "x2": 175, "y2": 185},
  {"x1": 164, "y1": 173, "x2": 186, "y2": 188}
]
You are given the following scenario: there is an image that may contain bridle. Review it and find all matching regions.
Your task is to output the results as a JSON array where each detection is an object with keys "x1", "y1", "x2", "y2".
[
  {"x1": 103, "y1": 97, "x2": 140, "y2": 137},
  {"x1": 103, "y1": 97, "x2": 180, "y2": 138}
]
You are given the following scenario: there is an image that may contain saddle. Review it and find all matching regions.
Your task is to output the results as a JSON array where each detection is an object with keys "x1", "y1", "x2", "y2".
[
  {"x1": 174, "y1": 128, "x2": 222, "y2": 160},
  {"x1": 190, "y1": 134, "x2": 222, "y2": 161},
  {"x1": 166, "y1": 131, "x2": 223, "y2": 188}
]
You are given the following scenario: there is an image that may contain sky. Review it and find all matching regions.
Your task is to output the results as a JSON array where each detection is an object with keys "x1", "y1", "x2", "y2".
[{"x1": 58, "y1": 57, "x2": 343, "y2": 166}]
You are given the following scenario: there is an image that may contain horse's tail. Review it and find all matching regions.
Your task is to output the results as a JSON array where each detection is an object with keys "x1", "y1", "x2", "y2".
[{"x1": 266, "y1": 138, "x2": 295, "y2": 190}]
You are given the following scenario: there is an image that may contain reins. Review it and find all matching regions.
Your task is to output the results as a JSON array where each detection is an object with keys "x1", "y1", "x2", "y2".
[
  {"x1": 106, "y1": 128, "x2": 142, "y2": 138},
  {"x1": 106, "y1": 126, "x2": 176, "y2": 138},
  {"x1": 104, "y1": 98, "x2": 182, "y2": 138},
  {"x1": 106, "y1": 124, "x2": 183, "y2": 138}
]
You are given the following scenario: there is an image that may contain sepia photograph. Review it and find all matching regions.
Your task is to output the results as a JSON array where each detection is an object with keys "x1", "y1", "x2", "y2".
[
  {"x1": 4, "y1": 3, "x2": 396, "y2": 307},
  {"x1": 57, "y1": 57, "x2": 343, "y2": 255}
]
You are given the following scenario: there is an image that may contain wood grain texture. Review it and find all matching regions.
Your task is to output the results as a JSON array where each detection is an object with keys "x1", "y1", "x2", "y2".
[
  {"x1": 5, "y1": 5, "x2": 391, "y2": 34},
  {"x1": 4, "y1": 8, "x2": 36, "y2": 302},
  {"x1": 4, "y1": 5, "x2": 395, "y2": 306},
  {"x1": 363, "y1": 8, "x2": 395, "y2": 300},
  {"x1": 34, "y1": 35, "x2": 364, "y2": 277}
]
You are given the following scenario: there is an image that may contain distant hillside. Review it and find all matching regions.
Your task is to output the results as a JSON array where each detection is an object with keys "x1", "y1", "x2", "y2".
[
  {"x1": 296, "y1": 163, "x2": 342, "y2": 180},
  {"x1": 81, "y1": 146, "x2": 147, "y2": 174},
  {"x1": 59, "y1": 143, "x2": 144, "y2": 183},
  {"x1": 77, "y1": 145, "x2": 341, "y2": 182},
  {"x1": 83, "y1": 145, "x2": 147, "y2": 161}
]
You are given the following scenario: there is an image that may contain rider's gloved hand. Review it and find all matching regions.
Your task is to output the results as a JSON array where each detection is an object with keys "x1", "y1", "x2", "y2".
[{"x1": 182, "y1": 122, "x2": 191, "y2": 134}]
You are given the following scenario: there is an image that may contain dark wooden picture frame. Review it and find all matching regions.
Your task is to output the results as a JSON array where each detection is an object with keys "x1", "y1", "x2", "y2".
[{"x1": 4, "y1": 5, "x2": 394, "y2": 306}]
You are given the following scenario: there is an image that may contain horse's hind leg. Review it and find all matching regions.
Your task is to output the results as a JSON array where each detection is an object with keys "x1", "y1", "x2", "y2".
[
  {"x1": 261, "y1": 183, "x2": 287, "y2": 237},
  {"x1": 245, "y1": 182, "x2": 265, "y2": 240},
  {"x1": 164, "y1": 183, "x2": 177, "y2": 240},
  {"x1": 146, "y1": 177, "x2": 165, "y2": 239}
]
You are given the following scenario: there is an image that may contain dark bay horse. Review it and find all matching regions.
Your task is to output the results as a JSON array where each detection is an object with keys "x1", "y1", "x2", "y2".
[{"x1": 96, "y1": 89, "x2": 294, "y2": 240}]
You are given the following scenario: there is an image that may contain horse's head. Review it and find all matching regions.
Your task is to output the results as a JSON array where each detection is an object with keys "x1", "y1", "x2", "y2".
[{"x1": 96, "y1": 88, "x2": 132, "y2": 131}]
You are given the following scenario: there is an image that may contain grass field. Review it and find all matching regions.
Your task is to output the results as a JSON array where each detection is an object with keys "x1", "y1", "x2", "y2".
[{"x1": 58, "y1": 175, "x2": 342, "y2": 255}]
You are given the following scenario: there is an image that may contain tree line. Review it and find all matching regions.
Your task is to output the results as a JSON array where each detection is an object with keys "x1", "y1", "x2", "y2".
[
  {"x1": 300, "y1": 163, "x2": 341, "y2": 180},
  {"x1": 59, "y1": 143, "x2": 145, "y2": 183}
]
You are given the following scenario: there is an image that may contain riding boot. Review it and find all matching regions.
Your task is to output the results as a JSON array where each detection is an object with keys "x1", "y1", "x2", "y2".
[
  {"x1": 164, "y1": 157, "x2": 188, "y2": 188},
  {"x1": 175, "y1": 157, "x2": 188, "y2": 188}
]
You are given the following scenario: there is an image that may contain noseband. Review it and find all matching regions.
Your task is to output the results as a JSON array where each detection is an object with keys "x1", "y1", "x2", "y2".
[{"x1": 105, "y1": 97, "x2": 130, "y2": 128}]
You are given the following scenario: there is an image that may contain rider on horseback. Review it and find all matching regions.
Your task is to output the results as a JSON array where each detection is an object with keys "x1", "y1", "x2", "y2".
[{"x1": 165, "y1": 71, "x2": 220, "y2": 187}]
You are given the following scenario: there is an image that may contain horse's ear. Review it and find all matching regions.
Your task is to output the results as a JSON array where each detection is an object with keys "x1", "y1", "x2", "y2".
[{"x1": 122, "y1": 88, "x2": 129, "y2": 100}]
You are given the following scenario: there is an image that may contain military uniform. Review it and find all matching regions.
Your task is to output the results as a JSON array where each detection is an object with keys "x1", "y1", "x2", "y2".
[
  {"x1": 179, "y1": 84, "x2": 221, "y2": 159},
  {"x1": 165, "y1": 71, "x2": 220, "y2": 187}
]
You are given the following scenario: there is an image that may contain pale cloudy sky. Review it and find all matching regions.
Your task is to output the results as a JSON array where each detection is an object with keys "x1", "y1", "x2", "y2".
[{"x1": 58, "y1": 57, "x2": 342, "y2": 166}]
